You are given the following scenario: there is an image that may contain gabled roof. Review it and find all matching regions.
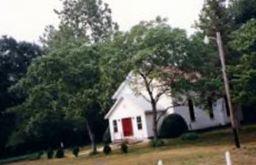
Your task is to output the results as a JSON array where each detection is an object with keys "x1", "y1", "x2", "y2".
[
  {"x1": 105, "y1": 71, "x2": 170, "y2": 120},
  {"x1": 104, "y1": 95, "x2": 165, "y2": 119},
  {"x1": 111, "y1": 81, "x2": 127, "y2": 100},
  {"x1": 104, "y1": 97, "x2": 124, "y2": 119},
  {"x1": 111, "y1": 71, "x2": 133, "y2": 100}
]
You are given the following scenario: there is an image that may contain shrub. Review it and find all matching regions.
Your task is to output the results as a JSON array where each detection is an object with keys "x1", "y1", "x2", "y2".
[
  {"x1": 55, "y1": 148, "x2": 64, "y2": 158},
  {"x1": 72, "y1": 146, "x2": 79, "y2": 157},
  {"x1": 181, "y1": 132, "x2": 199, "y2": 141},
  {"x1": 159, "y1": 114, "x2": 188, "y2": 138},
  {"x1": 103, "y1": 144, "x2": 112, "y2": 155},
  {"x1": 28, "y1": 152, "x2": 43, "y2": 160},
  {"x1": 120, "y1": 142, "x2": 128, "y2": 153},
  {"x1": 47, "y1": 148, "x2": 54, "y2": 159},
  {"x1": 150, "y1": 139, "x2": 165, "y2": 147},
  {"x1": 36, "y1": 151, "x2": 44, "y2": 159}
]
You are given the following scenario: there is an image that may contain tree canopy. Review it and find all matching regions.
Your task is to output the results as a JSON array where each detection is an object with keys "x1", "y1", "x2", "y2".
[
  {"x1": 229, "y1": 19, "x2": 256, "y2": 105},
  {"x1": 8, "y1": 45, "x2": 105, "y2": 153},
  {"x1": 0, "y1": 36, "x2": 42, "y2": 157},
  {"x1": 41, "y1": 0, "x2": 118, "y2": 51},
  {"x1": 229, "y1": 0, "x2": 256, "y2": 27},
  {"x1": 2, "y1": 0, "x2": 256, "y2": 158}
]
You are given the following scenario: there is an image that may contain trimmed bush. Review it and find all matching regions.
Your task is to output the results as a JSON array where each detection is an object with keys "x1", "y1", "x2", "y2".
[
  {"x1": 181, "y1": 132, "x2": 199, "y2": 141},
  {"x1": 36, "y1": 151, "x2": 43, "y2": 159},
  {"x1": 103, "y1": 144, "x2": 112, "y2": 155},
  {"x1": 120, "y1": 142, "x2": 128, "y2": 153},
  {"x1": 72, "y1": 146, "x2": 79, "y2": 157},
  {"x1": 159, "y1": 114, "x2": 188, "y2": 138},
  {"x1": 150, "y1": 139, "x2": 165, "y2": 147},
  {"x1": 55, "y1": 148, "x2": 64, "y2": 158},
  {"x1": 47, "y1": 149, "x2": 54, "y2": 159},
  {"x1": 28, "y1": 152, "x2": 43, "y2": 160}
]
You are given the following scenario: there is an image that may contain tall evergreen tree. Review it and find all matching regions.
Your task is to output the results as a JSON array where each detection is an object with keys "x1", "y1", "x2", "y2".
[{"x1": 196, "y1": 0, "x2": 230, "y2": 38}]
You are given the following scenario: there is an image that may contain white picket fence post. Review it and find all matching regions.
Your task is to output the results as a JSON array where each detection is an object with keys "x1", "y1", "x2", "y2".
[
  {"x1": 157, "y1": 160, "x2": 163, "y2": 165},
  {"x1": 225, "y1": 151, "x2": 232, "y2": 165}
]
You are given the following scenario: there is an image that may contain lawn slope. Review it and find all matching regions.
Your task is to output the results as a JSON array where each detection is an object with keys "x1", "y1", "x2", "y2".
[{"x1": 8, "y1": 124, "x2": 256, "y2": 165}]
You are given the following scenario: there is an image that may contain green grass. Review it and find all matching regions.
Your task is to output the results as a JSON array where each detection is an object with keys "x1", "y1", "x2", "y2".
[
  {"x1": 4, "y1": 124, "x2": 256, "y2": 165},
  {"x1": 0, "y1": 144, "x2": 102, "y2": 164}
]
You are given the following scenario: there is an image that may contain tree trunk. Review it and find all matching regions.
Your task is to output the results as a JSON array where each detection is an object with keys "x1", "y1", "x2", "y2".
[
  {"x1": 152, "y1": 101, "x2": 158, "y2": 140},
  {"x1": 139, "y1": 72, "x2": 159, "y2": 140},
  {"x1": 233, "y1": 104, "x2": 241, "y2": 129},
  {"x1": 85, "y1": 120, "x2": 97, "y2": 154}
]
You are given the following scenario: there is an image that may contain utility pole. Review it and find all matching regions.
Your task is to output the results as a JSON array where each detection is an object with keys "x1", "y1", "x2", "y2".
[{"x1": 216, "y1": 32, "x2": 240, "y2": 148}]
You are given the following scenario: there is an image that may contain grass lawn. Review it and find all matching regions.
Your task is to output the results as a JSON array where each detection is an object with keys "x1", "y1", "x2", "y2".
[{"x1": 7, "y1": 124, "x2": 256, "y2": 165}]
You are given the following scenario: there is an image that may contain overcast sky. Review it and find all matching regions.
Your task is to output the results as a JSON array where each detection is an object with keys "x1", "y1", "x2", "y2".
[{"x1": 0, "y1": 0, "x2": 204, "y2": 43}]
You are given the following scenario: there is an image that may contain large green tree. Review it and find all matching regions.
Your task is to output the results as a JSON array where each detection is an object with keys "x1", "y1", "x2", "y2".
[
  {"x1": 102, "y1": 18, "x2": 212, "y2": 140},
  {"x1": 229, "y1": 19, "x2": 256, "y2": 105},
  {"x1": 0, "y1": 36, "x2": 42, "y2": 112},
  {"x1": 9, "y1": 0, "x2": 120, "y2": 155},
  {"x1": 195, "y1": 0, "x2": 239, "y2": 105},
  {"x1": 0, "y1": 36, "x2": 42, "y2": 157},
  {"x1": 9, "y1": 45, "x2": 104, "y2": 154}
]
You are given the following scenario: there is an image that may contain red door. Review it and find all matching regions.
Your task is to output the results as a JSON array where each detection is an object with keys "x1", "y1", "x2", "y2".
[{"x1": 122, "y1": 118, "x2": 133, "y2": 137}]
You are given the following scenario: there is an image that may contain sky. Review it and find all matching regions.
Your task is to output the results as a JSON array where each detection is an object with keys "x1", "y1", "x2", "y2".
[{"x1": 0, "y1": 0, "x2": 204, "y2": 43}]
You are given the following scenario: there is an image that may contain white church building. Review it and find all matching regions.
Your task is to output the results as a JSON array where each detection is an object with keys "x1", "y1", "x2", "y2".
[{"x1": 105, "y1": 74, "x2": 242, "y2": 143}]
